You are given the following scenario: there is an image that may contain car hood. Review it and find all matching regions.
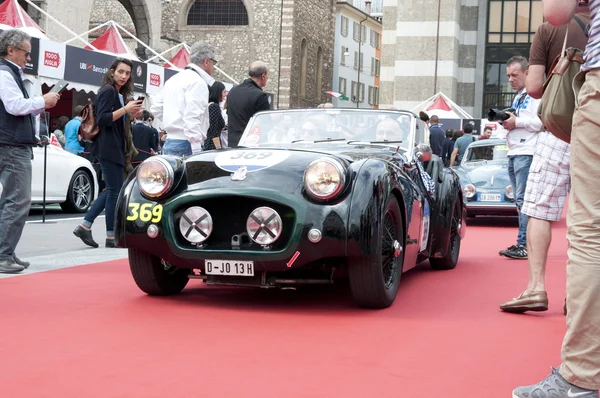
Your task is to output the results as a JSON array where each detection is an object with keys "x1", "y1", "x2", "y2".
[
  {"x1": 454, "y1": 161, "x2": 511, "y2": 188},
  {"x1": 182, "y1": 145, "x2": 402, "y2": 194}
]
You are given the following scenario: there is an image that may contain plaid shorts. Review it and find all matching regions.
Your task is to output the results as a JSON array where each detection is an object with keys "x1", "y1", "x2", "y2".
[{"x1": 522, "y1": 132, "x2": 571, "y2": 221}]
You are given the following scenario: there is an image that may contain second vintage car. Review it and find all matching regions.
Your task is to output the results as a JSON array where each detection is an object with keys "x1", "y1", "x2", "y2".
[
  {"x1": 115, "y1": 109, "x2": 466, "y2": 309},
  {"x1": 452, "y1": 138, "x2": 517, "y2": 217}
]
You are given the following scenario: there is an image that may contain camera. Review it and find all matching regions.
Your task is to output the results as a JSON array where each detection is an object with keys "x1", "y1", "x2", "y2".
[{"x1": 487, "y1": 108, "x2": 516, "y2": 122}]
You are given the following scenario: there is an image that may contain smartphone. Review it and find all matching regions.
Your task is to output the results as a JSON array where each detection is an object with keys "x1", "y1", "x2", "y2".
[
  {"x1": 50, "y1": 80, "x2": 69, "y2": 94},
  {"x1": 137, "y1": 96, "x2": 145, "y2": 102}
]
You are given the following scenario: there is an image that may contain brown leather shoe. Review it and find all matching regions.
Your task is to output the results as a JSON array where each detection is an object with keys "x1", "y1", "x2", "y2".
[{"x1": 500, "y1": 291, "x2": 548, "y2": 313}]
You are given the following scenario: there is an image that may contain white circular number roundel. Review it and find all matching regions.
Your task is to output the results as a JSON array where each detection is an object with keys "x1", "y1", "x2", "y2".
[{"x1": 214, "y1": 150, "x2": 291, "y2": 173}]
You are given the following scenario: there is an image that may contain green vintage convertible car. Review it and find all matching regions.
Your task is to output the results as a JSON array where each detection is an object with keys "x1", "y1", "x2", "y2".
[{"x1": 115, "y1": 109, "x2": 466, "y2": 308}]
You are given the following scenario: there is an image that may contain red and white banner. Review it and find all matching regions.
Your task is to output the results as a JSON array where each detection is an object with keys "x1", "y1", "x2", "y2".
[
  {"x1": 38, "y1": 39, "x2": 66, "y2": 80},
  {"x1": 145, "y1": 63, "x2": 164, "y2": 95}
]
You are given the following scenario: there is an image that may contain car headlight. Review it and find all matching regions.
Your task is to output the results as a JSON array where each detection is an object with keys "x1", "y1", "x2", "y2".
[
  {"x1": 505, "y1": 185, "x2": 514, "y2": 200},
  {"x1": 463, "y1": 184, "x2": 476, "y2": 199},
  {"x1": 304, "y1": 158, "x2": 346, "y2": 200},
  {"x1": 137, "y1": 157, "x2": 174, "y2": 198}
]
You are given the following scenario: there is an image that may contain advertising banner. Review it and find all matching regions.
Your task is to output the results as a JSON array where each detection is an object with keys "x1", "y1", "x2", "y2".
[
  {"x1": 64, "y1": 45, "x2": 113, "y2": 87},
  {"x1": 145, "y1": 63, "x2": 164, "y2": 95},
  {"x1": 38, "y1": 39, "x2": 66, "y2": 80},
  {"x1": 164, "y1": 68, "x2": 178, "y2": 82},
  {"x1": 131, "y1": 61, "x2": 146, "y2": 93},
  {"x1": 25, "y1": 37, "x2": 40, "y2": 76}
]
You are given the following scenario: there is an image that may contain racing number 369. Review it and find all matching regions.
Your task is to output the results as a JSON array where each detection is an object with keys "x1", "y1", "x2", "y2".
[{"x1": 127, "y1": 203, "x2": 163, "y2": 223}]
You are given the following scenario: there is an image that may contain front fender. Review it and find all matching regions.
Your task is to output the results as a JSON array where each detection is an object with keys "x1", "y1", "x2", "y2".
[
  {"x1": 428, "y1": 168, "x2": 465, "y2": 257},
  {"x1": 346, "y1": 158, "x2": 407, "y2": 258}
]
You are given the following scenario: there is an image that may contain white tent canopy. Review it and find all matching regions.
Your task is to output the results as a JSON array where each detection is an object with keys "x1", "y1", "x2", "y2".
[{"x1": 411, "y1": 92, "x2": 473, "y2": 119}]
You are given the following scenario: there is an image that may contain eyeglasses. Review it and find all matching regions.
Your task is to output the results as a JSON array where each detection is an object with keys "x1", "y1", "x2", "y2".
[
  {"x1": 210, "y1": 58, "x2": 218, "y2": 65},
  {"x1": 15, "y1": 47, "x2": 31, "y2": 58}
]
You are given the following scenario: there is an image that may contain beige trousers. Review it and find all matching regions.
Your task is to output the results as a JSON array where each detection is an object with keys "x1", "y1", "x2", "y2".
[{"x1": 559, "y1": 68, "x2": 600, "y2": 390}]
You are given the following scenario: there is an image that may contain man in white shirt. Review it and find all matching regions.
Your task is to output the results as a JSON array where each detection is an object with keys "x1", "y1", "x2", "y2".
[
  {"x1": 0, "y1": 29, "x2": 59, "y2": 274},
  {"x1": 498, "y1": 56, "x2": 543, "y2": 260},
  {"x1": 151, "y1": 41, "x2": 217, "y2": 156}
]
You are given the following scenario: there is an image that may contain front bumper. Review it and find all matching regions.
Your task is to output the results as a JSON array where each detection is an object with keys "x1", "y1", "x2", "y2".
[
  {"x1": 465, "y1": 201, "x2": 517, "y2": 216},
  {"x1": 116, "y1": 181, "x2": 350, "y2": 272}
]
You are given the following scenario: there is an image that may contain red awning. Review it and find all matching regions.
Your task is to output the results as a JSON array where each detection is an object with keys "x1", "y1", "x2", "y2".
[
  {"x1": 165, "y1": 47, "x2": 189, "y2": 69},
  {"x1": 0, "y1": 0, "x2": 44, "y2": 32},
  {"x1": 85, "y1": 25, "x2": 135, "y2": 57},
  {"x1": 425, "y1": 96, "x2": 453, "y2": 112}
]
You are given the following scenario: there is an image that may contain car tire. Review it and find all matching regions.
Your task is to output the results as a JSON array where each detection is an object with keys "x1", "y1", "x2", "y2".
[
  {"x1": 60, "y1": 169, "x2": 94, "y2": 213},
  {"x1": 349, "y1": 196, "x2": 404, "y2": 309},
  {"x1": 430, "y1": 197, "x2": 461, "y2": 270},
  {"x1": 128, "y1": 248, "x2": 190, "y2": 295}
]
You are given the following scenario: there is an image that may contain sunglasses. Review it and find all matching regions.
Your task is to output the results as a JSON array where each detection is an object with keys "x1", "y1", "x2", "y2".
[{"x1": 15, "y1": 47, "x2": 31, "y2": 58}]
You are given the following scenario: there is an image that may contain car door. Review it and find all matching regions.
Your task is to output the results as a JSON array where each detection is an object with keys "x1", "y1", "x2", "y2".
[{"x1": 31, "y1": 144, "x2": 62, "y2": 201}]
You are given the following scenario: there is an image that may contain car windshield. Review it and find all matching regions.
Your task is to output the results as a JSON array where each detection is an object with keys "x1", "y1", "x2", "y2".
[
  {"x1": 239, "y1": 109, "x2": 415, "y2": 151},
  {"x1": 465, "y1": 143, "x2": 509, "y2": 162}
]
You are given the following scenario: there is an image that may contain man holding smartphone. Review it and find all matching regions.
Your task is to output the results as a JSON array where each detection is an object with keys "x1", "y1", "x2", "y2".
[{"x1": 0, "y1": 29, "x2": 60, "y2": 273}]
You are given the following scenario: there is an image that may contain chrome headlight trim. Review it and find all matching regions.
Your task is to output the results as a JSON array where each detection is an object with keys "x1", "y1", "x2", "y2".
[
  {"x1": 246, "y1": 207, "x2": 283, "y2": 246},
  {"x1": 137, "y1": 157, "x2": 174, "y2": 198},
  {"x1": 505, "y1": 185, "x2": 514, "y2": 200},
  {"x1": 463, "y1": 183, "x2": 476, "y2": 199},
  {"x1": 303, "y1": 157, "x2": 346, "y2": 200},
  {"x1": 179, "y1": 206, "x2": 213, "y2": 244}
]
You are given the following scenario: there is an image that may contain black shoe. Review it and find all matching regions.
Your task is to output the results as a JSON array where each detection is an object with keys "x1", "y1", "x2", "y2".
[
  {"x1": 501, "y1": 244, "x2": 528, "y2": 259},
  {"x1": 499, "y1": 244, "x2": 518, "y2": 256},
  {"x1": 73, "y1": 225, "x2": 99, "y2": 248},
  {"x1": 105, "y1": 239, "x2": 116, "y2": 248},
  {"x1": 12, "y1": 254, "x2": 30, "y2": 269}
]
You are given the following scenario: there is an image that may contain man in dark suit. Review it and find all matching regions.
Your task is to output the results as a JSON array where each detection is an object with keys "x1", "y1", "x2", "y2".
[
  {"x1": 131, "y1": 110, "x2": 158, "y2": 166},
  {"x1": 226, "y1": 61, "x2": 271, "y2": 147},
  {"x1": 428, "y1": 115, "x2": 445, "y2": 157}
]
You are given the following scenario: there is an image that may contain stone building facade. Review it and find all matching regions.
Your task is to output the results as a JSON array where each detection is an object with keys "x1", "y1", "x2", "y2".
[
  {"x1": 380, "y1": 0, "x2": 544, "y2": 118},
  {"x1": 37, "y1": 0, "x2": 335, "y2": 109}
]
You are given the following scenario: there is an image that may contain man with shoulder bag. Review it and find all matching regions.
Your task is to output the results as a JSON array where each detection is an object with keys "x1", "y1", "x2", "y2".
[
  {"x1": 0, "y1": 29, "x2": 59, "y2": 273},
  {"x1": 500, "y1": 14, "x2": 588, "y2": 314},
  {"x1": 511, "y1": 0, "x2": 600, "y2": 396}
]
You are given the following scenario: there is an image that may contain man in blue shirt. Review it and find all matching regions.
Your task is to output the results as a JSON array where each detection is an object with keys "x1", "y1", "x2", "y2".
[
  {"x1": 428, "y1": 115, "x2": 445, "y2": 157},
  {"x1": 450, "y1": 123, "x2": 476, "y2": 166}
]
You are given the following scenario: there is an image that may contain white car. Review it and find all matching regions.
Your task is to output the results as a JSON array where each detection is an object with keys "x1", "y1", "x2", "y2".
[{"x1": 31, "y1": 141, "x2": 99, "y2": 213}]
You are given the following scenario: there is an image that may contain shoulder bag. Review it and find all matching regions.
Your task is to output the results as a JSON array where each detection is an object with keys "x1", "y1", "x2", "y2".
[
  {"x1": 79, "y1": 85, "x2": 120, "y2": 143},
  {"x1": 537, "y1": 17, "x2": 587, "y2": 143}
]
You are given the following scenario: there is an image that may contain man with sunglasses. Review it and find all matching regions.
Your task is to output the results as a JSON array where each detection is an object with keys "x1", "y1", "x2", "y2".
[{"x1": 0, "y1": 29, "x2": 60, "y2": 274}]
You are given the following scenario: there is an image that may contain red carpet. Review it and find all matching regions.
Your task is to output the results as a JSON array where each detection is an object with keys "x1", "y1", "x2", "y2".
[{"x1": 0, "y1": 216, "x2": 569, "y2": 398}]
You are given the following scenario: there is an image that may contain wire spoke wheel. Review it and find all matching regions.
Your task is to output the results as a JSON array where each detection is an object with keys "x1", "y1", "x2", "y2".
[{"x1": 381, "y1": 210, "x2": 398, "y2": 289}]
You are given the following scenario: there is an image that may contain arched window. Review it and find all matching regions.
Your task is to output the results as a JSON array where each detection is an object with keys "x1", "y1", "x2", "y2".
[
  {"x1": 299, "y1": 39, "x2": 307, "y2": 98},
  {"x1": 315, "y1": 47, "x2": 323, "y2": 101},
  {"x1": 187, "y1": 0, "x2": 249, "y2": 26}
]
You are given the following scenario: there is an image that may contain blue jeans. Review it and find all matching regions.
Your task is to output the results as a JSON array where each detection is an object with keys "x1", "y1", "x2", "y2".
[
  {"x1": 508, "y1": 155, "x2": 533, "y2": 246},
  {"x1": 0, "y1": 145, "x2": 32, "y2": 260},
  {"x1": 163, "y1": 139, "x2": 192, "y2": 156},
  {"x1": 83, "y1": 159, "x2": 123, "y2": 236}
]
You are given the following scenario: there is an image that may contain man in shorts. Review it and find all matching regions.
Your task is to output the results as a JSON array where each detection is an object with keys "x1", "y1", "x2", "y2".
[{"x1": 499, "y1": 12, "x2": 588, "y2": 314}]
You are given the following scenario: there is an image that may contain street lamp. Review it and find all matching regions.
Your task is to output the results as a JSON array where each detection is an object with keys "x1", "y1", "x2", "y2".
[{"x1": 356, "y1": 1, "x2": 371, "y2": 108}]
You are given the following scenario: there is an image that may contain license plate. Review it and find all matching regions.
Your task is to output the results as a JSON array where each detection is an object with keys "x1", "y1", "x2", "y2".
[
  {"x1": 479, "y1": 193, "x2": 502, "y2": 202},
  {"x1": 205, "y1": 260, "x2": 254, "y2": 276}
]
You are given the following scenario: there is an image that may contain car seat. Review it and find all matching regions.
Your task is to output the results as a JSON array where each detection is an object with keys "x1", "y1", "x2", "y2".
[{"x1": 424, "y1": 154, "x2": 445, "y2": 184}]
